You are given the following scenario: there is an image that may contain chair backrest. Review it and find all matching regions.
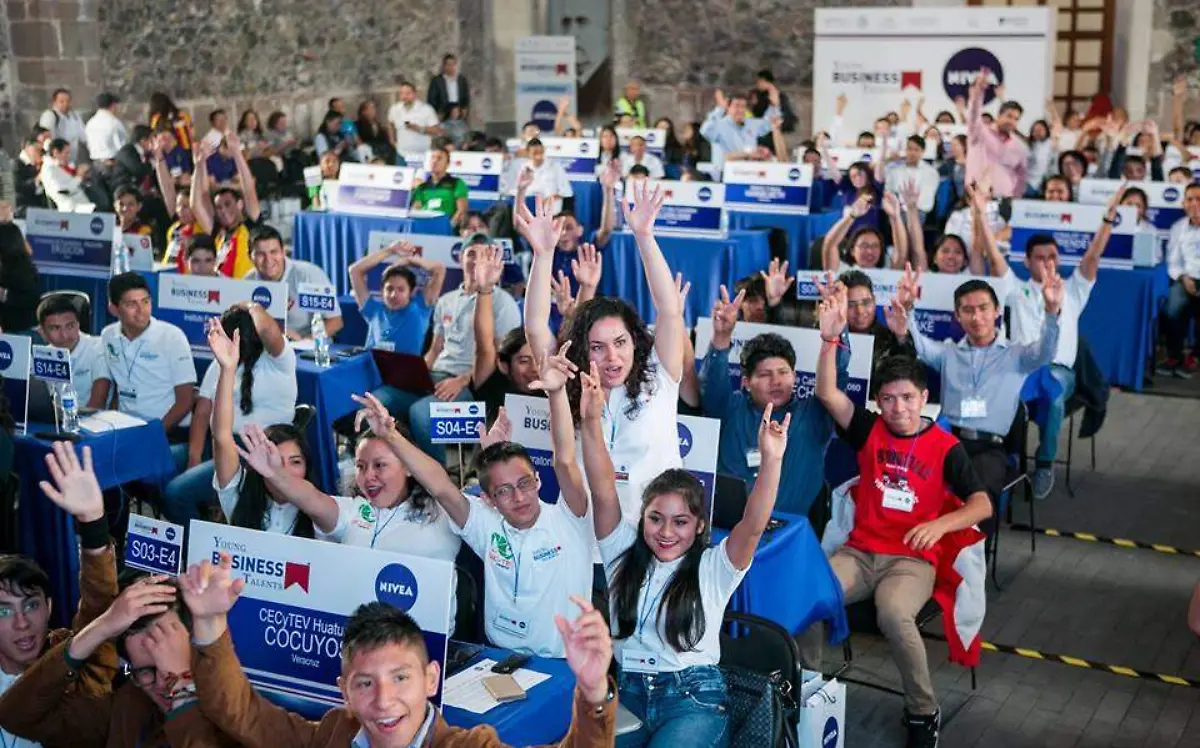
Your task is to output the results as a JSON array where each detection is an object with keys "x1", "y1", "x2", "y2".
[
  {"x1": 1002, "y1": 399, "x2": 1029, "y2": 456},
  {"x1": 293, "y1": 404, "x2": 316, "y2": 432},
  {"x1": 720, "y1": 610, "x2": 801, "y2": 694},
  {"x1": 38, "y1": 290, "x2": 92, "y2": 329},
  {"x1": 453, "y1": 561, "x2": 483, "y2": 644}
]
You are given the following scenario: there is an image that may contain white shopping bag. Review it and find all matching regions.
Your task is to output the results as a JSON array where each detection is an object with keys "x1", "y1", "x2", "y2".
[{"x1": 797, "y1": 672, "x2": 845, "y2": 748}]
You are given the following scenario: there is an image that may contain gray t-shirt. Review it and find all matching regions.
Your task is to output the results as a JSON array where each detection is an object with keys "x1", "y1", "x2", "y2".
[
  {"x1": 431, "y1": 287, "x2": 521, "y2": 377},
  {"x1": 245, "y1": 258, "x2": 342, "y2": 335}
]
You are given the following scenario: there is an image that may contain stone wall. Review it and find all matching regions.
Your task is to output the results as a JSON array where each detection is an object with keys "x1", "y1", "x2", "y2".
[{"x1": 1148, "y1": 0, "x2": 1200, "y2": 123}]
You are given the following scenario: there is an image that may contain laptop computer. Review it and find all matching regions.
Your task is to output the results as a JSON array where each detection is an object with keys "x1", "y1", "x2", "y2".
[{"x1": 372, "y1": 350, "x2": 436, "y2": 396}]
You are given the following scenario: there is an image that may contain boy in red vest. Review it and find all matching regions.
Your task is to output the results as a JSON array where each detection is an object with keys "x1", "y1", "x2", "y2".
[{"x1": 814, "y1": 279, "x2": 992, "y2": 748}]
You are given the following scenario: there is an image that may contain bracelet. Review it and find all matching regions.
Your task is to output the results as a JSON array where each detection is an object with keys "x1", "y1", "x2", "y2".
[
  {"x1": 1102, "y1": 215, "x2": 1116, "y2": 225},
  {"x1": 76, "y1": 518, "x2": 110, "y2": 550},
  {"x1": 477, "y1": 289, "x2": 494, "y2": 296}
]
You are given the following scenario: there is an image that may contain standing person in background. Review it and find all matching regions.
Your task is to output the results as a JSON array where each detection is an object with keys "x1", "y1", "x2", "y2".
[
  {"x1": 428, "y1": 53, "x2": 471, "y2": 121},
  {"x1": 615, "y1": 80, "x2": 648, "y2": 128},
  {"x1": 356, "y1": 99, "x2": 396, "y2": 166},
  {"x1": 84, "y1": 93, "x2": 128, "y2": 169},
  {"x1": 700, "y1": 86, "x2": 780, "y2": 171},
  {"x1": 37, "y1": 89, "x2": 86, "y2": 162},
  {"x1": 348, "y1": 239, "x2": 446, "y2": 354},
  {"x1": 751, "y1": 69, "x2": 797, "y2": 133},
  {"x1": 388, "y1": 82, "x2": 441, "y2": 159},
  {"x1": 191, "y1": 130, "x2": 262, "y2": 279},
  {"x1": 966, "y1": 68, "x2": 1028, "y2": 198}
]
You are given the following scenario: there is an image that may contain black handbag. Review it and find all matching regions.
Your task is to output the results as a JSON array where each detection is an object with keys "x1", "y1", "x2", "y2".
[{"x1": 723, "y1": 664, "x2": 798, "y2": 748}]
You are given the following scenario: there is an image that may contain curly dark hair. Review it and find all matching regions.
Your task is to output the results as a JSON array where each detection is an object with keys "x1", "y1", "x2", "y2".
[{"x1": 558, "y1": 296, "x2": 656, "y2": 423}]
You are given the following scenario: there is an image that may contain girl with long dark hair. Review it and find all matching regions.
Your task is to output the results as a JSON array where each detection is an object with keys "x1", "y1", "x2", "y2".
[
  {"x1": 0, "y1": 223, "x2": 38, "y2": 332},
  {"x1": 580, "y1": 360, "x2": 787, "y2": 747},
  {"x1": 148, "y1": 91, "x2": 194, "y2": 152},
  {"x1": 598, "y1": 125, "x2": 621, "y2": 168}
]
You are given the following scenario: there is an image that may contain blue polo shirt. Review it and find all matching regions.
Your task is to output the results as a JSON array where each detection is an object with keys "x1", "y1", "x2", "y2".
[{"x1": 361, "y1": 296, "x2": 432, "y2": 355}]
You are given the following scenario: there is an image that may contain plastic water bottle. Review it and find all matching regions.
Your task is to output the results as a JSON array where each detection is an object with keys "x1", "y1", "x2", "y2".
[
  {"x1": 112, "y1": 242, "x2": 131, "y2": 274},
  {"x1": 59, "y1": 382, "x2": 80, "y2": 433},
  {"x1": 311, "y1": 314, "x2": 331, "y2": 367}
]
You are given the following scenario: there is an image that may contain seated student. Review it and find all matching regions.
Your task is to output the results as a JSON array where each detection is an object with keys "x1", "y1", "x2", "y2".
[
  {"x1": 812, "y1": 283, "x2": 992, "y2": 748},
  {"x1": 508, "y1": 138, "x2": 573, "y2": 215},
  {"x1": 180, "y1": 555, "x2": 616, "y2": 748},
  {"x1": 884, "y1": 136, "x2": 940, "y2": 216},
  {"x1": 1168, "y1": 166, "x2": 1194, "y2": 184},
  {"x1": 902, "y1": 180, "x2": 983, "y2": 275},
  {"x1": 243, "y1": 225, "x2": 343, "y2": 341},
  {"x1": 36, "y1": 293, "x2": 111, "y2": 409},
  {"x1": 699, "y1": 283, "x2": 848, "y2": 518},
  {"x1": 153, "y1": 146, "x2": 201, "y2": 269},
  {"x1": 191, "y1": 131, "x2": 262, "y2": 278},
  {"x1": 618, "y1": 136, "x2": 665, "y2": 180},
  {"x1": 580, "y1": 352, "x2": 786, "y2": 747},
  {"x1": 184, "y1": 233, "x2": 220, "y2": 276},
  {"x1": 822, "y1": 191, "x2": 908, "y2": 272},
  {"x1": 0, "y1": 441, "x2": 121, "y2": 748},
  {"x1": 352, "y1": 363, "x2": 593, "y2": 658},
  {"x1": 1159, "y1": 183, "x2": 1200, "y2": 378},
  {"x1": 113, "y1": 184, "x2": 153, "y2": 237},
  {"x1": 348, "y1": 238, "x2": 446, "y2": 354},
  {"x1": 99, "y1": 273, "x2": 196, "y2": 460},
  {"x1": 163, "y1": 306, "x2": 298, "y2": 527},
  {"x1": 1041, "y1": 174, "x2": 1073, "y2": 202},
  {"x1": 837, "y1": 270, "x2": 914, "y2": 370},
  {"x1": 980, "y1": 187, "x2": 1121, "y2": 498},
  {"x1": 412, "y1": 147, "x2": 468, "y2": 226},
  {"x1": 38, "y1": 138, "x2": 90, "y2": 211},
  {"x1": 885, "y1": 267, "x2": 1060, "y2": 526}
]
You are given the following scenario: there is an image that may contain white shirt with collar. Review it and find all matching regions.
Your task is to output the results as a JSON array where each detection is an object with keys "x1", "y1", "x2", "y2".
[
  {"x1": 197, "y1": 345, "x2": 298, "y2": 432},
  {"x1": 39, "y1": 160, "x2": 89, "y2": 211},
  {"x1": 387, "y1": 100, "x2": 440, "y2": 154},
  {"x1": 430, "y1": 286, "x2": 521, "y2": 377},
  {"x1": 506, "y1": 159, "x2": 574, "y2": 209},
  {"x1": 1166, "y1": 217, "x2": 1200, "y2": 281},
  {"x1": 353, "y1": 703, "x2": 436, "y2": 748},
  {"x1": 444, "y1": 76, "x2": 460, "y2": 104},
  {"x1": 1003, "y1": 267, "x2": 1094, "y2": 368},
  {"x1": 326, "y1": 495, "x2": 461, "y2": 563},
  {"x1": 599, "y1": 521, "x2": 748, "y2": 673},
  {"x1": 453, "y1": 497, "x2": 593, "y2": 657},
  {"x1": 244, "y1": 258, "x2": 342, "y2": 335},
  {"x1": 70, "y1": 333, "x2": 109, "y2": 402},
  {"x1": 884, "y1": 160, "x2": 941, "y2": 213},
  {"x1": 84, "y1": 109, "x2": 128, "y2": 161},
  {"x1": 38, "y1": 108, "x2": 86, "y2": 154},
  {"x1": 618, "y1": 151, "x2": 665, "y2": 180},
  {"x1": 100, "y1": 317, "x2": 196, "y2": 422}
]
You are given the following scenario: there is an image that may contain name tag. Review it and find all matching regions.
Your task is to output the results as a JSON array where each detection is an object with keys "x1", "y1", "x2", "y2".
[
  {"x1": 119, "y1": 389, "x2": 137, "y2": 400},
  {"x1": 621, "y1": 648, "x2": 661, "y2": 673},
  {"x1": 373, "y1": 341, "x2": 396, "y2": 352},
  {"x1": 492, "y1": 612, "x2": 529, "y2": 638},
  {"x1": 427, "y1": 197, "x2": 443, "y2": 209},
  {"x1": 882, "y1": 486, "x2": 917, "y2": 513},
  {"x1": 745, "y1": 449, "x2": 761, "y2": 469},
  {"x1": 614, "y1": 467, "x2": 630, "y2": 485},
  {"x1": 961, "y1": 398, "x2": 988, "y2": 419}
]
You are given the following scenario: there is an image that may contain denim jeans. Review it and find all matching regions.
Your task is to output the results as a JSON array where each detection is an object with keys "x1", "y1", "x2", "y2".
[
  {"x1": 617, "y1": 665, "x2": 730, "y2": 748},
  {"x1": 1162, "y1": 280, "x2": 1200, "y2": 360},
  {"x1": 1035, "y1": 364, "x2": 1076, "y2": 466}
]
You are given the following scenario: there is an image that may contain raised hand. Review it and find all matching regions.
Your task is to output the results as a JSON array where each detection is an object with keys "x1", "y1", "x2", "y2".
[
  {"x1": 557, "y1": 95, "x2": 571, "y2": 114},
  {"x1": 760, "y1": 258, "x2": 794, "y2": 307},
  {"x1": 225, "y1": 129, "x2": 241, "y2": 151},
  {"x1": 818, "y1": 280, "x2": 848, "y2": 341},
  {"x1": 235, "y1": 424, "x2": 285, "y2": 480},
  {"x1": 1174, "y1": 75, "x2": 1188, "y2": 99},
  {"x1": 38, "y1": 441, "x2": 104, "y2": 523},
  {"x1": 1042, "y1": 266, "x2": 1064, "y2": 314},
  {"x1": 514, "y1": 195, "x2": 564, "y2": 256},
  {"x1": 1105, "y1": 181, "x2": 1129, "y2": 219},
  {"x1": 881, "y1": 191, "x2": 901, "y2": 218},
  {"x1": 579, "y1": 361, "x2": 605, "y2": 422},
  {"x1": 971, "y1": 68, "x2": 990, "y2": 97},
  {"x1": 836, "y1": 93, "x2": 848, "y2": 116},
  {"x1": 883, "y1": 295, "x2": 910, "y2": 338},
  {"x1": 143, "y1": 615, "x2": 192, "y2": 676},
  {"x1": 516, "y1": 164, "x2": 535, "y2": 193},
  {"x1": 711, "y1": 284, "x2": 745, "y2": 347},
  {"x1": 994, "y1": 83, "x2": 1006, "y2": 102},
  {"x1": 674, "y1": 272, "x2": 691, "y2": 311},
  {"x1": 555, "y1": 595, "x2": 613, "y2": 705},
  {"x1": 757, "y1": 402, "x2": 791, "y2": 463},
  {"x1": 474, "y1": 243, "x2": 504, "y2": 294},
  {"x1": 387, "y1": 240, "x2": 417, "y2": 258},
  {"x1": 899, "y1": 179, "x2": 921, "y2": 210},
  {"x1": 529, "y1": 341, "x2": 579, "y2": 393},
  {"x1": 478, "y1": 407, "x2": 513, "y2": 449},
  {"x1": 714, "y1": 89, "x2": 729, "y2": 111},
  {"x1": 180, "y1": 553, "x2": 246, "y2": 620},
  {"x1": 598, "y1": 159, "x2": 621, "y2": 190},
  {"x1": 571, "y1": 243, "x2": 602, "y2": 290},
  {"x1": 550, "y1": 270, "x2": 576, "y2": 317},
  {"x1": 896, "y1": 262, "x2": 921, "y2": 310},
  {"x1": 351, "y1": 392, "x2": 398, "y2": 440},
  {"x1": 206, "y1": 317, "x2": 240, "y2": 371},
  {"x1": 847, "y1": 192, "x2": 872, "y2": 219},
  {"x1": 97, "y1": 575, "x2": 177, "y2": 638},
  {"x1": 621, "y1": 178, "x2": 665, "y2": 236}
]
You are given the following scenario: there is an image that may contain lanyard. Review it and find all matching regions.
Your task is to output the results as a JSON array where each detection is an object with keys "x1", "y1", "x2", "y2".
[
  {"x1": 636, "y1": 567, "x2": 670, "y2": 636},
  {"x1": 886, "y1": 431, "x2": 920, "y2": 476},
  {"x1": 120, "y1": 333, "x2": 150, "y2": 386},
  {"x1": 602, "y1": 401, "x2": 618, "y2": 451},
  {"x1": 967, "y1": 344, "x2": 995, "y2": 397},
  {"x1": 500, "y1": 522, "x2": 523, "y2": 602},
  {"x1": 370, "y1": 505, "x2": 401, "y2": 548}
]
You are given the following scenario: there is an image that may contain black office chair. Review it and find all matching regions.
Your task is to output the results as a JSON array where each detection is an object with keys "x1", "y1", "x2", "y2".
[
  {"x1": 293, "y1": 404, "x2": 316, "y2": 432},
  {"x1": 720, "y1": 611, "x2": 802, "y2": 748},
  {"x1": 990, "y1": 402, "x2": 1034, "y2": 591},
  {"x1": 453, "y1": 561, "x2": 483, "y2": 644},
  {"x1": 38, "y1": 290, "x2": 93, "y2": 330}
]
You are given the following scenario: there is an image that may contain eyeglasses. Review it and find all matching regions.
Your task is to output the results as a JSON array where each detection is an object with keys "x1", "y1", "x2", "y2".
[
  {"x1": 123, "y1": 663, "x2": 157, "y2": 686},
  {"x1": 847, "y1": 298, "x2": 875, "y2": 310},
  {"x1": 490, "y1": 475, "x2": 539, "y2": 501}
]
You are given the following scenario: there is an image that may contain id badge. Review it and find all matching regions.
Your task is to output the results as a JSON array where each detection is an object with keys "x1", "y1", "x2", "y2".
[
  {"x1": 745, "y1": 449, "x2": 761, "y2": 469},
  {"x1": 882, "y1": 487, "x2": 916, "y2": 513},
  {"x1": 621, "y1": 648, "x2": 661, "y2": 673},
  {"x1": 118, "y1": 389, "x2": 137, "y2": 401},
  {"x1": 615, "y1": 466, "x2": 630, "y2": 485},
  {"x1": 961, "y1": 398, "x2": 988, "y2": 419},
  {"x1": 428, "y1": 198, "x2": 443, "y2": 209},
  {"x1": 492, "y1": 612, "x2": 529, "y2": 638},
  {"x1": 373, "y1": 341, "x2": 396, "y2": 352}
]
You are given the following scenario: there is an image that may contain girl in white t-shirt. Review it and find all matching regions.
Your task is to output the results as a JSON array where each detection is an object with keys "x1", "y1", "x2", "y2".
[
  {"x1": 519, "y1": 182, "x2": 687, "y2": 521},
  {"x1": 578, "y1": 362, "x2": 789, "y2": 748}
]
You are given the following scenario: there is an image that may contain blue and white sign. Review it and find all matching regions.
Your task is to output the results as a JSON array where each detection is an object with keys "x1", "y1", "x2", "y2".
[
  {"x1": 24, "y1": 209, "x2": 118, "y2": 278},
  {"x1": 1077, "y1": 178, "x2": 1184, "y2": 262},
  {"x1": 540, "y1": 137, "x2": 600, "y2": 181},
  {"x1": 678, "y1": 414, "x2": 720, "y2": 510},
  {"x1": 505, "y1": 394, "x2": 559, "y2": 504},
  {"x1": 157, "y1": 274, "x2": 289, "y2": 348},
  {"x1": 823, "y1": 147, "x2": 882, "y2": 169},
  {"x1": 514, "y1": 36, "x2": 577, "y2": 133},
  {"x1": 616, "y1": 128, "x2": 668, "y2": 158},
  {"x1": 1009, "y1": 200, "x2": 1139, "y2": 269},
  {"x1": 328, "y1": 164, "x2": 417, "y2": 218},
  {"x1": 796, "y1": 269, "x2": 1008, "y2": 342},
  {"x1": 365, "y1": 231, "x2": 518, "y2": 292},
  {"x1": 621, "y1": 180, "x2": 726, "y2": 237},
  {"x1": 723, "y1": 162, "x2": 814, "y2": 215},
  {"x1": 693, "y1": 319, "x2": 874, "y2": 407},
  {"x1": 125, "y1": 514, "x2": 183, "y2": 575},
  {"x1": 30, "y1": 345, "x2": 72, "y2": 386},
  {"x1": 121, "y1": 233, "x2": 156, "y2": 272},
  {"x1": 429, "y1": 401, "x2": 486, "y2": 444},
  {"x1": 187, "y1": 521, "x2": 454, "y2": 718},
  {"x1": 0, "y1": 334, "x2": 30, "y2": 432},
  {"x1": 295, "y1": 283, "x2": 338, "y2": 315},
  {"x1": 435, "y1": 152, "x2": 503, "y2": 201}
]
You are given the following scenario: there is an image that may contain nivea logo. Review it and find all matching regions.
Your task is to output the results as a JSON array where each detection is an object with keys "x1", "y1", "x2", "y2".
[
  {"x1": 579, "y1": 141, "x2": 590, "y2": 154},
  {"x1": 822, "y1": 716, "x2": 839, "y2": 747},
  {"x1": 165, "y1": 527, "x2": 177, "y2": 541},
  {"x1": 0, "y1": 341, "x2": 12, "y2": 371},
  {"x1": 1164, "y1": 187, "x2": 1180, "y2": 202},
  {"x1": 788, "y1": 168, "x2": 801, "y2": 181},
  {"x1": 481, "y1": 157, "x2": 493, "y2": 169},
  {"x1": 697, "y1": 187, "x2": 713, "y2": 202},
  {"x1": 375, "y1": 563, "x2": 419, "y2": 611},
  {"x1": 392, "y1": 170, "x2": 406, "y2": 185},
  {"x1": 677, "y1": 422, "x2": 693, "y2": 458},
  {"x1": 251, "y1": 286, "x2": 273, "y2": 306},
  {"x1": 943, "y1": 48, "x2": 1003, "y2": 105},
  {"x1": 468, "y1": 403, "x2": 481, "y2": 415},
  {"x1": 89, "y1": 216, "x2": 105, "y2": 235},
  {"x1": 1110, "y1": 212, "x2": 1122, "y2": 227},
  {"x1": 450, "y1": 241, "x2": 466, "y2": 263},
  {"x1": 531, "y1": 99, "x2": 558, "y2": 130}
]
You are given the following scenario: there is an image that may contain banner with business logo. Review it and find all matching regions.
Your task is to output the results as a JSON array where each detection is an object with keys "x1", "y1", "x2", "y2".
[
  {"x1": 187, "y1": 520, "x2": 453, "y2": 719},
  {"x1": 515, "y1": 36, "x2": 577, "y2": 133},
  {"x1": 677, "y1": 415, "x2": 719, "y2": 509},
  {"x1": 504, "y1": 393, "x2": 560, "y2": 505},
  {"x1": 1009, "y1": 200, "x2": 1138, "y2": 269},
  {"x1": 429, "y1": 401, "x2": 486, "y2": 444},
  {"x1": 822, "y1": 147, "x2": 882, "y2": 170},
  {"x1": 813, "y1": 7, "x2": 1055, "y2": 138},
  {"x1": 427, "y1": 152, "x2": 503, "y2": 201},
  {"x1": 157, "y1": 274, "x2": 289, "y2": 348},
  {"x1": 619, "y1": 180, "x2": 726, "y2": 237},
  {"x1": 539, "y1": 137, "x2": 600, "y2": 181},
  {"x1": 0, "y1": 334, "x2": 30, "y2": 432},
  {"x1": 365, "y1": 232, "x2": 518, "y2": 292},
  {"x1": 125, "y1": 514, "x2": 183, "y2": 575},
  {"x1": 693, "y1": 319, "x2": 874, "y2": 406},
  {"x1": 23, "y1": 209, "x2": 119, "y2": 278},
  {"x1": 1077, "y1": 179, "x2": 1184, "y2": 262},
  {"x1": 328, "y1": 164, "x2": 417, "y2": 218},
  {"x1": 723, "y1": 163, "x2": 814, "y2": 215},
  {"x1": 616, "y1": 128, "x2": 667, "y2": 158},
  {"x1": 30, "y1": 344, "x2": 72, "y2": 387},
  {"x1": 795, "y1": 269, "x2": 1008, "y2": 342}
]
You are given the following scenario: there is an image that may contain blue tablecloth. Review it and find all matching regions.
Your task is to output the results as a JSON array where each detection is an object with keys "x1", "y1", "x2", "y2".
[
  {"x1": 599, "y1": 229, "x2": 771, "y2": 325},
  {"x1": 713, "y1": 512, "x2": 849, "y2": 642},
  {"x1": 38, "y1": 271, "x2": 112, "y2": 335},
  {"x1": 727, "y1": 210, "x2": 843, "y2": 271},
  {"x1": 194, "y1": 347, "x2": 381, "y2": 494},
  {"x1": 1009, "y1": 265, "x2": 1166, "y2": 391},
  {"x1": 15, "y1": 420, "x2": 176, "y2": 627},
  {"x1": 445, "y1": 646, "x2": 576, "y2": 744},
  {"x1": 291, "y1": 211, "x2": 454, "y2": 297}
]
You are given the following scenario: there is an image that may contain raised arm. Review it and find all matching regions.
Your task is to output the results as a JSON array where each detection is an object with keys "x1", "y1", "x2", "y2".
[
  {"x1": 814, "y1": 276, "x2": 854, "y2": 430},
  {"x1": 406, "y1": 253, "x2": 447, "y2": 308},
  {"x1": 153, "y1": 136, "x2": 178, "y2": 219},
  {"x1": 1017, "y1": 270, "x2": 1063, "y2": 372},
  {"x1": 593, "y1": 160, "x2": 620, "y2": 249},
  {"x1": 699, "y1": 285, "x2": 744, "y2": 418},
  {"x1": 969, "y1": 182, "x2": 1008, "y2": 277},
  {"x1": 516, "y1": 196, "x2": 564, "y2": 359},
  {"x1": 577, "y1": 361, "x2": 622, "y2": 540},
  {"x1": 900, "y1": 179, "x2": 928, "y2": 271},
  {"x1": 1078, "y1": 183, "x2": 1122, "y2": 281},
  {"x1": 207, "y1": 321, "x2": 242, "y2": 489},
  {"x1": 823, "y1": 195, "x2": 869, "y2": 270},
  {"x1": 966, "y1": 68, "x2": 989, "y2": 142},
  {"x1": 881, "y1": 191, "x2": 908, "y2": 269},
  {"x1": 191, "y1": 142, "x2": 215, "y2": 235},
  {"x1": 726, "y1": 403, "x2": 788, "y2": 569},
  {"x1": 531, "y1": 342, "x2": 588, "y2": 518},
  {"x1": 770, "y1": 115, "x2": 788, "y2": 161},
  {"x1": 244, "y1": 300, "x2": 285, "y2": 358},
  {"x1": 1172, "y1": 76, "x2": 1187, "y2": 143},
  {"x1": 470, "y1": 244, "x2": 505, "y2": 388},
  {"x1": 348, "y1": 242, "x2": 403, "y2": 309},
  {"x1": 226, "y1": 131, "x2": 260, "y2": 221},
  {"x1": 236, "y1": 425, "x2": 341, "y2": 535},
  {"x1": 572, "y1": 242, "x2": 602, "y2": 309},
  {"x1": 623, "y1": 179, "x2": 683, "y2": 378}
]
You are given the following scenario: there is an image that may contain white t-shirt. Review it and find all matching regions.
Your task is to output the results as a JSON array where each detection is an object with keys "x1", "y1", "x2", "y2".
[
  {"x1": 326, "y1": 495, "x2": 461, "y2": 563},
  {"x1": 884, "y1": 161, "x2": 940, "y2": 213},
  {"x1": 1004, "y1": 267, "x2": 1094, "y2": 368},
  {"x1": 453, "y1": 497, "x2": 593, "y2": 657},
  {"x1": 1166, "y1": 218, "x2": 1200, "y2": 281},
  {"x1": 245, "y1": 259, "x2": 342, "y2": 335},
  {"x1": 84, "y1": 109, "x2": 128, "y2": 161},
  {"x1": 430, "y1": 286, "x2": 521, "y2": 377},
  {"x1": 99, "y1": 318, "x2": 196, "y2": 423},
  {"x1": 213, "y1": 464, "x2": 336, "y2": 539},
  {"x1": 618, "y1": 152, "x2": 665, "y2": 180},
  {"x1": 0, "y1": 669, "x2": 39, "y2": 747},
  {"x1": 197, "y1": 346, "x2": 298, "y2": 432},
  {"x1": 599, "y1": 521, "x2": 748, "y2": 673},
  {"x1": 943, "y1": 202, "x2": 1005, "y2": 255},
  {"x1": 71, "y1": 333, "x2": 109, "y2": 402},
  {"x1": 387, "y1": 100, "x2": 440, "y2": 154}
]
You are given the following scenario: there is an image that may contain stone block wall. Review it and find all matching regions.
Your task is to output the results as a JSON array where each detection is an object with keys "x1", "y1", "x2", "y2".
[{"x1": 1148, "y1": 0, "x2": 1200, "y2": 124}]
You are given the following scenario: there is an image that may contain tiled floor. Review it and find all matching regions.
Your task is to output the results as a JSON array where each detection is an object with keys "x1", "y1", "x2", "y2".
[{"x1": 831, "y1": 390, "x2": 1200, "y2": 747}]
